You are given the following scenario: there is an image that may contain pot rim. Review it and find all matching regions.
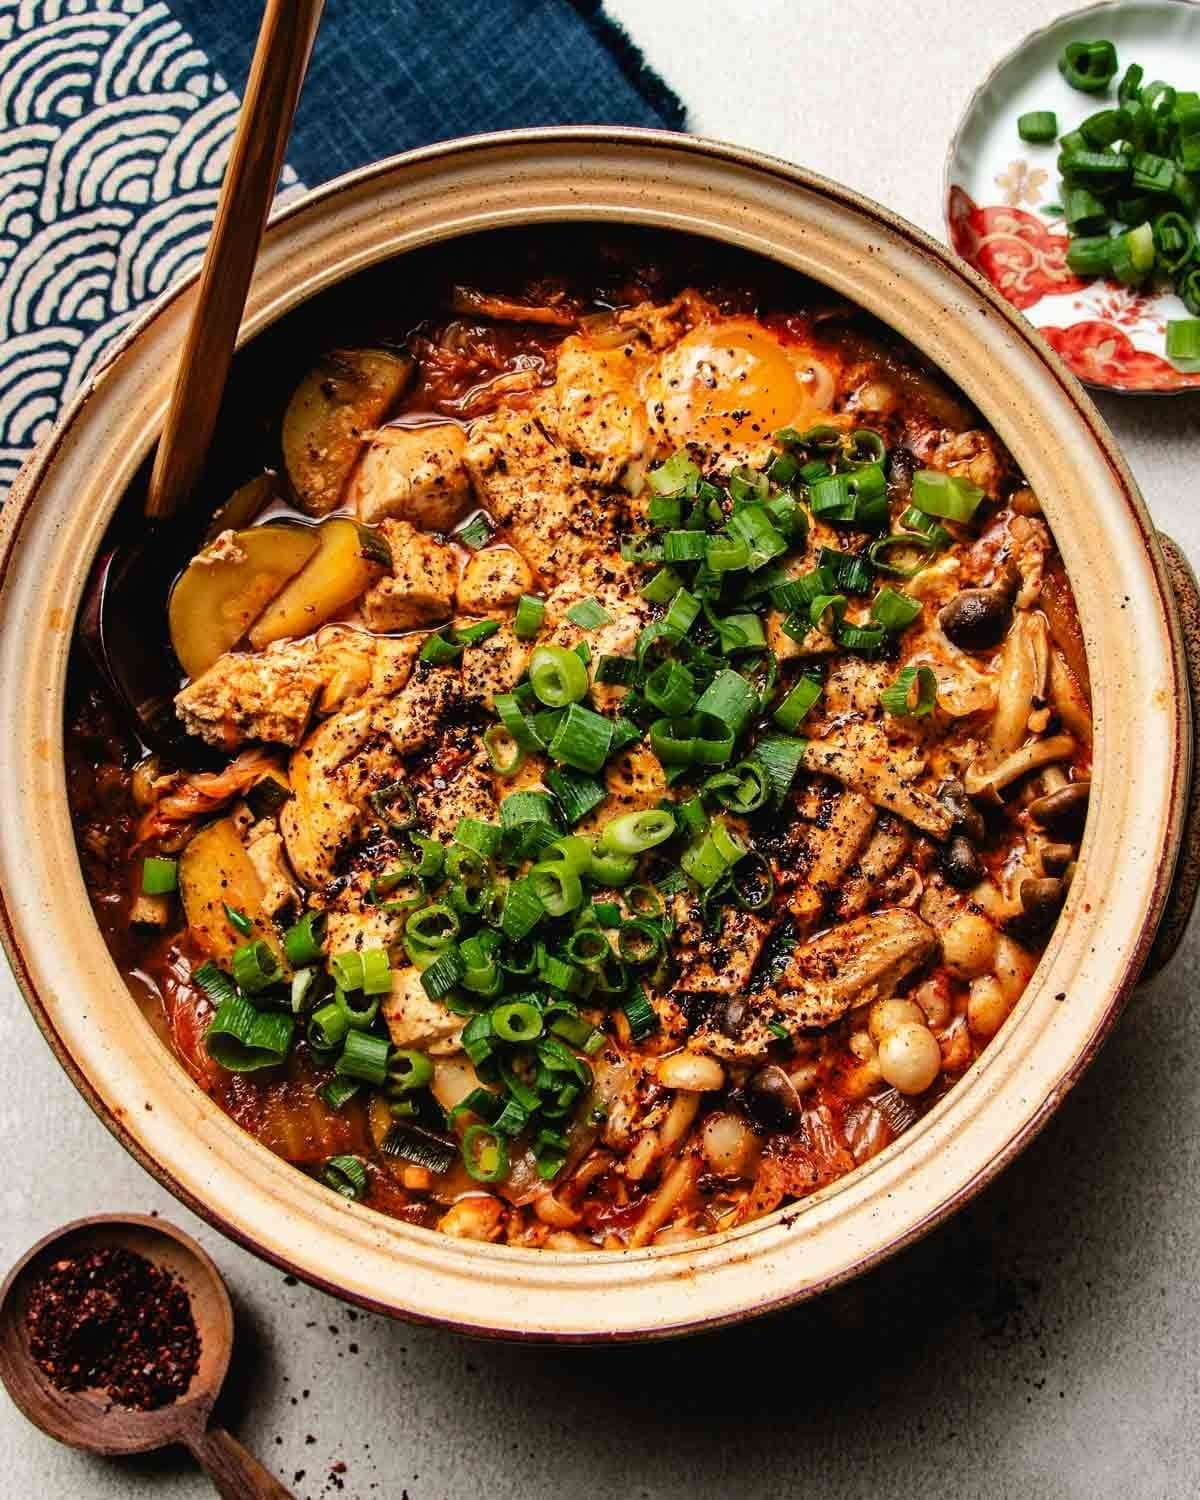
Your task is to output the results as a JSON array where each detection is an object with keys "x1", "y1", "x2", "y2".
[{"x1": 0, "y1": 126, "x2": 1188, "y2": 1341}]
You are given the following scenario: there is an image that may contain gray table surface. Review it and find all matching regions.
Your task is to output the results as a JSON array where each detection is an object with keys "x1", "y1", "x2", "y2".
[{"x1": 3, "y1": 2, "x2": 1199, "y2": 1495}]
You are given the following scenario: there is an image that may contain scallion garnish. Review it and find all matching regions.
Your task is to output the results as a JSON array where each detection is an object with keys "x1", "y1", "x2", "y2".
[
  {"x1": 322, "y1": 1154, "x2": 368, "y2": 1201},
  {"x1": 455, "y1": 511, "x2": 494, "y2": 550},
  {"x1": 141, "y1": 856, "x2": 178, "y2": 895},
  {"x1": 880, "y1": 665, "x2": 939, "y2": 718}
]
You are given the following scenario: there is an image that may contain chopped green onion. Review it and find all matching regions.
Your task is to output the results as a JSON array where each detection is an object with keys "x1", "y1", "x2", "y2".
[
  {"x1": 529, "y1": 645, "x2": 589, "y2": 707},
  {"x1": 648, "y1": 714, "x2": 735, "y2": 767},
  {"x1": 1018, "y1": 110, "x2": 1058, "y2": 144},
  {"x1": 1110, "y1": 221, "x2": 1155, "y2": 286},
  {"x1": 640, "y1": 565, "x2": 686, "y2": 604},
  {"x1": 322, "y1": 1154, "x2": 368, "y2": 1201},
  {"x1": 513, "y1": 594, "x2": 546, "y2": 639},
  {"x1": 714, "y1": 610, "x2": 767, "y2": 655},
  {"x1": 880, "y1": 664, "x2": 938, "y2": 718},
  {"x1": 545, "y1": 767, "x2": 608, "y2": 826},
  {"x1": 817, "y1": 546, "x2": 875, "y2": 594},
  {"x1": 387, "y1": 1048, "x2": 434, "y2": 1095},
  {"x1": 693, "y1": 669, "x2": 758, "y2": 736},
  {"x1": 731, "y1": 849, "x2": 775, "y2": 911},
  {"x1": 500, "y1": 789, "x2": 558, "y2": 832},
  {"x1": 462, "y1": 1124, "x2": 509, "y2": 1183},
  {"x1": 599, "y1": 808, "x2": 675, "y2": 855},
  {"x1": 728, "y1": 503, "x2": 787, "y2": 571},
  {"x1": 1059, "y1": 40, "x2": 1119, "y2": 94},
  {"x1": 594, "y1": 653, "x2": 635, "y2": 686},
  {"x1": 663, "y1": 588, "x2": 701, "y2": 634},
  {"x1": 308, "y1": 999, "x2": 349, "y2": 1052},
  {"x1": 663, "y1": 530, "x2": 708, "y2": 564},
  {"x1": 456, "y1": 619, "x2": 501, "y2": 647},
  {"x1": 566, "y1": 597, "x2": 613, "y2": 629},
  {"x1": 647, "y1": 451, "x2": 701, "y2": 497},
  {"x1": 910, "y1": 470, "x2": 985, "y2": 524},
  {"x1": 334, "y1": 983, "x2": 379, "y2": 1030},
  {"x1": 1166, "y1": 318, "x2": 1200, "y2": 371},
  {"x1": 587, "y1": 848, "x2": 638, "y2": 887},
  {"x1": 547, "y1": 703, "x2": 614, "y2": 774},
  {"x1": 290, "y1": 967, "x2": 318, "y2": 1014},
  {"x1": 453, "y1": 819, "x2": 501, "y2": 861},
  {"x1": 222, "y1": 903, "x2": 252, "y2": 936},
  {"x1": 493, "y1": 691, "x2": 540, "y2": 751},
  {"x1": 538, "y1": 951, "x2": 589, "y2": 994},
  {"x1": 205, "y1": 997, "x2": 293, "y2": 1072},
  {"x1": 335, "y1": 1029, "x2": 391, "y2": 1086},
  {"x1": 806, "y1": 592, "x2": 847, "y2": 634},
  {"x1": 319, "y1": 1078, "x2": 361, "y2": 1112},
  {"x1": 419, "y1": 628, "x2": 465, "y2": 666},
  {"x1": 369, "y1": 780, "x2": 417, "y2": 833},
  {"x1": 752, "y1": 735, "x2": 808, "y2": 801},
  {"x1": 566, "y1": 928, "x2": 613, "y2": 967},
  {"x1": 231, "y1": 939, "x2": 282, "y2": 995},
  {"x1": 529, "y1": 860, "x2": 584, "y2": 917},
  {"x1": 837, "y1": 621, "x2": 887, "y2": 652},
  {"x1": 681, "y1": 817, "x2": 747, "y2": 889},
  {"x1": 867, "y1": 532, "x2": 938, "y2": 578},
  {"x1": 705, "y1": 533, "x2": 751, "y2": 572},
  {"x1": 491, "y1": 999, "x2": 545, "y2": 1043},
  {"x1": 141, "y1": 856, "x2": 178, "y2": 895},
  {"x1": 500, "y1": 877, "x2": 546, "y2": 940},
  {"x1": 1062, "y1": 185, "x2": 1109, "y2": 234},
  {"x1": 1154, "y1": 212, "x2": 1197, "y2": 275},
  {"x1": 644, "y1": 659, "x2": 698, "y2": 715},
  {"x1": 617, "y1": 919, "x2": 665, "y2": 965},
  {"x1": 284, "y1": 910, "x2": 325, "y2": 967},
  {"x1": 622, "y1": 986, "x2": 659, "y2": 1041},
  {"x1": 871, "y1": 587, "x2": 922, "y2": 633},
  {"x1": 773, "y1": 674, "x2": 821, "y2": 731},
  {"x1": 898, "y1": 507, "x2": 951, "y2": 549},
  {"x1": 701, "y1": 758, "x2": 771, "y2": 813},
  {"x1": 1066, "y1": 234, "x2": 1115, "y2": 277},
  {"x1": 456, "y1": 511, "x2": 493, "y2": 550},
  {"x1": 482, "y1": 723, "x2": 524, "y2": 778},
  {"x1": 421, "y1": 945, "x2": 465, "y2": 999}
]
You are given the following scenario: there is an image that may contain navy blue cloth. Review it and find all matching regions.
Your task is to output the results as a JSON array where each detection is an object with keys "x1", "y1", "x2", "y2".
[
  {"x1": 0, "y1": 0, "x2": 682, "y2": 496},
  {"x1": 172, "y1": 0, "x2": 686, "y2": 185}
]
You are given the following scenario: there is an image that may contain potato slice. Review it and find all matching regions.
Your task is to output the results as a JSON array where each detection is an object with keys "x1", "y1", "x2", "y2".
[
  {"x1": 247, "y1": 518, "x2": 390, "y2": 649},
  {"x1": 179, "y1": 816, "x2": 280, "y2": 964},
  {"x1": 169, "y1": 525, "x2": 320, "y2": 679},
  {"x1": 282, "y1": 348, "x2": 414, "y2": 516}
]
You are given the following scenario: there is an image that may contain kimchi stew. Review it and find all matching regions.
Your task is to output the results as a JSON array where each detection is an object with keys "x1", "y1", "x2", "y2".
[{"x1": 68, "y1": 235, "x2": 1093, "y2": 1250}]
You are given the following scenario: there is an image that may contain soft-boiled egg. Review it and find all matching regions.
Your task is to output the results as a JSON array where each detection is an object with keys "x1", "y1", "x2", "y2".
[{"x1": 644, "y1": 318, "x2": 837, "y2": 456}]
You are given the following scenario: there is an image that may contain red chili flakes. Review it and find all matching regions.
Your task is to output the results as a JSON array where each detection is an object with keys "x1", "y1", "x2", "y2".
[{"x1": 24, "y1": 1245, "x2": 201, "y2": 1410}]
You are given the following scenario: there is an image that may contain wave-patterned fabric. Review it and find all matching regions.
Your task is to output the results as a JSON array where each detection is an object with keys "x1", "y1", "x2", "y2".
[
  {"x1": 0, "y1": 0, "x2": 685, "y2": 502},
  {"x1": 0, "y1": 0, "x2": 300, "y2": 495}
]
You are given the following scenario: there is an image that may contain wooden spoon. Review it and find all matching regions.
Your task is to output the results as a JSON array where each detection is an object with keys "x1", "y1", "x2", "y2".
[
  {"x1": 0, "y1": 1215, "x2": 293, "y2": 1499},
  {"x1": 82, "y1": 0, "x2": 324, "y2": 757}
]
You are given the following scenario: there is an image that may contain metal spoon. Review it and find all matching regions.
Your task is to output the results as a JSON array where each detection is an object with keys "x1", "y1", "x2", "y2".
[
  {"x1": 0, "y1": 1214, "x2": 293, "y2": 1499},
  {"x1": 81, "y1": 0, "x2": 325, "y2": 758}
]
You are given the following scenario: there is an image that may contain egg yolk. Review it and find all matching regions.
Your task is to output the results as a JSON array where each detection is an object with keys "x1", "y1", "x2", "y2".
[{"x1": 646, "y1": 319, "x2": 830, "y2": 451}]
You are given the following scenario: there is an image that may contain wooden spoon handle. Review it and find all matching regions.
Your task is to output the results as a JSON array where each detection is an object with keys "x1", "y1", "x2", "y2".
[
  {"x1": 144, "y1": 0, "x2": 325, "y2": 520},
  {"x1": 184, "y1": 1424, "x2": 297, "y2": 1500}
]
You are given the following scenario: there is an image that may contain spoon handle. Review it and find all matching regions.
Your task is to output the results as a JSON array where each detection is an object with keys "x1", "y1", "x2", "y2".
[
  {"x1": 144, "y1": 0, "x2": 325, "y2": 520},
  {"x1": 184, "y1": 1424, "x2": 297, "y2": 1500}
]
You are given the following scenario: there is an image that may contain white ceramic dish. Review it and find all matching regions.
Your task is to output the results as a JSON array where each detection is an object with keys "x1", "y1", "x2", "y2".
[{"x1": 946, "y1": 0, "x2": 1200, "y2": 392}]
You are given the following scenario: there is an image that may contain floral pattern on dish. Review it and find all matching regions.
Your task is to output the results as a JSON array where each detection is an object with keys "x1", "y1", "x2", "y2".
[
  {"x1": 1040, "y1": 320, "x2": 1200, "y2": 390},
  {"x1": 948, "y1": 185, "x2": 1085, "y2": 310}
]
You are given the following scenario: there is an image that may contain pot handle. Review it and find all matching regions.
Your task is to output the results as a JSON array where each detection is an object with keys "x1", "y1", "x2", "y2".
[{"x1": 1142, "y1": 533, "x2": 1200, "y2": 979}]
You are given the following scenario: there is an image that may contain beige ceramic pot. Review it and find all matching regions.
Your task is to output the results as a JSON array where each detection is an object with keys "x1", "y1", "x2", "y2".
[{"x1": 1, "y1": 129, "x2": 1198, "y2": 1341}]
